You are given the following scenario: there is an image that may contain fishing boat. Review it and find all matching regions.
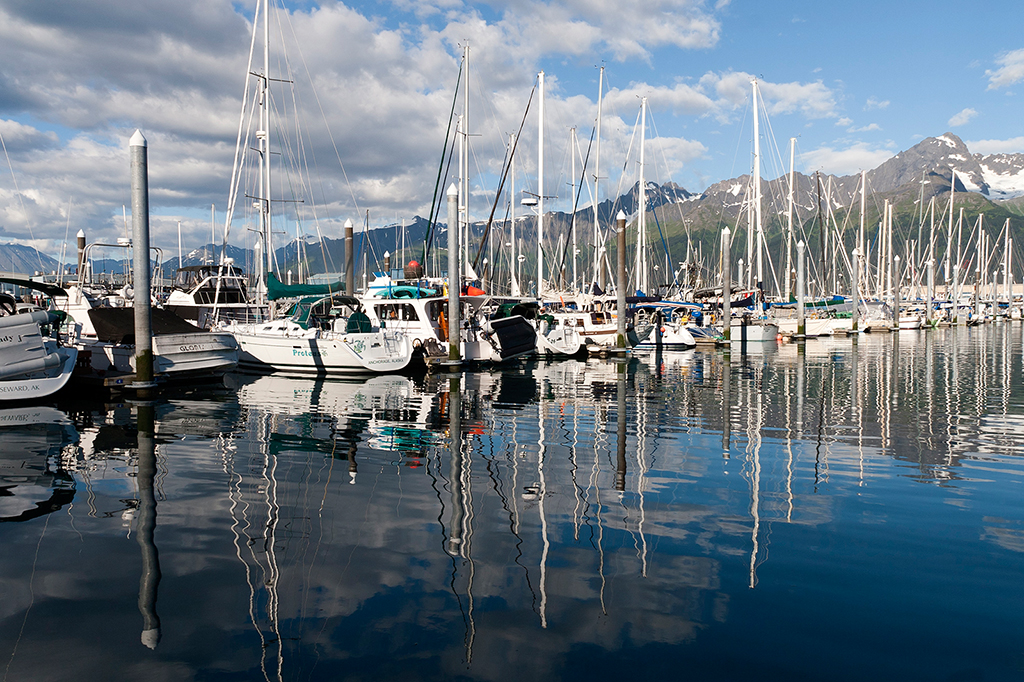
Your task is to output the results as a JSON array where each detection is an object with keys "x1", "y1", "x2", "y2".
[
  {"x1": 57, "y1": 281, "x2": 238, "y2": 382},
  {"x1": 0, "y1": 278, "x2": 78, "y2": 402},
  {"x1": 164, "y1": 262, "x2": 265, "y2": 327}
]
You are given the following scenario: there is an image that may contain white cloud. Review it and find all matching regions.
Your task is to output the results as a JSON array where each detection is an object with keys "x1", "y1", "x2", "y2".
[
  {"x1": 799, "y1": 142, "x2": 894, "y2": 176},
  {"x1": 835, "y1": 117, "x2": 853, "y2": 127},
  {"x1": 986, "y1": 48, "x2": 1024, "y2": 89},
  {"x1": 469, "y1": 0, "x2": 723, "y2": 63},
  {"x1": 948, "y1": 108, "x2": 978, "y2": 127},
  {"x1": 698, "y1": 71, "x2": 839, "y2": 120},
  {"x1": 965, "y1": 136, "x2": 1024, "y2": 155},
  {"x1": 848, "y1": 123, "x2": 880, "y2": 133},
  {"x1": 0, "y1": 0, "x2": 846, "y2": 253},
  {"x1": 865, "y1": 97, "x2": 889, "y2": 110}
]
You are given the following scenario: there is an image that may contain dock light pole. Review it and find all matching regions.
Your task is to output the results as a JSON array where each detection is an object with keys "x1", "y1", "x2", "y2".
[
  {"x1": 796, "y1": 240, "x2": 806, "y2": 337},
  {"x1": 615, "y1": 210, "x2": 627, "y2": 352},
  {"x1": 721, "y1": 227, "x2": 731, "y2": 341},
  {"x1": 130, "y1": 130, "x2": 155, "y2": 391},
  {"x1": 447, "y1": 183, "x2": 461, "y2": 364}
]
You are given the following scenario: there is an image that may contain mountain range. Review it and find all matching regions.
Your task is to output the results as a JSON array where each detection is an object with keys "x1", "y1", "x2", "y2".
[{"x1": 2, "y1": 132, "x2": 1023, "y2": 280}]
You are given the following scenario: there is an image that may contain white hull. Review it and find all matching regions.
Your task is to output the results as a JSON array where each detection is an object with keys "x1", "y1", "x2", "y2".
[
  {"x1": 898, "y1": 315, "x2": 923, "y2": 330},
  {"x1": 231, "y1": 324, "x2": 412, "y2": 375},
  {"x1": 535, "y1": 324, "x2": 586, "y2": 356},
  {"x1": 78, "y1": 331, "x2": 239, "y2": 379},
  {"x1": 635, "y1": 323, "x2": 696, "y2": 350},
  {"x1": 775, "y1": 316, "x2": 852, "y2": 337},
  {"x1": 729, "y1": 320, "x2": 778, "y2": 343},
  {"x1": 0, "y1": 311, "x2": 78, "y2": 401},
  {"x1": 0, "y1": 350, "x2": 77, "y2": 402}
]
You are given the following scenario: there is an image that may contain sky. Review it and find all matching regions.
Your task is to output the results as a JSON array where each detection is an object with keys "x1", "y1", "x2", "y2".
[{"x1": 1, "y1": 0, "x2": 1023, "y2": 260}]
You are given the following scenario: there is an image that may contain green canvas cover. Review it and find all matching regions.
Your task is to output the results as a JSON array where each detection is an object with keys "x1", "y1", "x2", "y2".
[{"x1": 266, "y1": 272, "x2": 345, "y2": 301}]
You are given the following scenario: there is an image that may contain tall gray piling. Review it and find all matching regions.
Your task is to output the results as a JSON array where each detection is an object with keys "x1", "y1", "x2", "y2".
[
  {"x1": 893, "y1": 255, "x2": 901, "y2": 329},
  {"x1": 130, "y1": 130, "x2": 154, "y2": 390},
  {"x1": 851, "y1": 248, "x2": 860, "y2": 334},
  {"x1": 344, "y1": 218, "x2": 355, "y2": 295},
  {"x1": 722, "y1": 227, "x2": 731, "y2": 341},
  {"x1": 76, "y1": 229, "x2": 87, "y2": 284},
  {"x1": 447, "y1": 184, "x2": 461, "y2": 364},
  {"x1": 796, "y1": 240, "x2": 806, "y2": 337},
  {"x1": 615, "y1": 211, "x2": 627, "y2": 352},
  {"x1": 926, "y1": 259, "x2": 935, "y2": 328}
]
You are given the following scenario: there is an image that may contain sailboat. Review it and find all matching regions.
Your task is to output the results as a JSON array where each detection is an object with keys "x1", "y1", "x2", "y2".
[
  {"x1": 531, "y1": 71, "x2": 586, "y2": 357},
  {"x1": 726, "y1": 80, "x2": 778, "y2": 345},
  {"x1": 216, "y1": 0, "x2": 414, "y2": 375}
]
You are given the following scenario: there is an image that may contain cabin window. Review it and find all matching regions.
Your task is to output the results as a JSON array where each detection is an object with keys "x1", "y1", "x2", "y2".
[{"x1": 377, "y1": 303, "x2": 420, "y2": 321}]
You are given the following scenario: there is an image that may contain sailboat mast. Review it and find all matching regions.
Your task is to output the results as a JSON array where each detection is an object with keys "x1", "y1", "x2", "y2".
[
  {"x1": 592, "y1": 66, "x2": 603, "y2": 290},
  {"x1": 571, "y1": 127, "x2": 578, "y2": 293},
  {"x1": 859, "y1": 170, "x2": 867, "y2": 293},
  {"x1": 457, "y1": 113, "x2": 465, "y2": 277},
  {"x1": 1005, "y1": 218, "x2": 1012, "y2": 307},
  {"x1": 510, "y1": 133, "x2": 520, "y2": 297},
  {"x1": 785, "y1": 137, "x2": 795, "y2": 300},
  {"x1": 637, "y1": 96, "x2": 648, "y2": 295},
  {"x1": 262, "y1": 0, "x2": 272, "y2": 283},
  {"x1": 537, "y1": 71, "x2": 545, "y2": 299},
  {"x1": 947, "y1": 169, "x2": 956, "y2": 288},
  {"x1": 462, "y1": 44, "x2": 470, "y2": 274},
  {"x1": 752, "y1": 80, "x2": 763, "y2": 296}
]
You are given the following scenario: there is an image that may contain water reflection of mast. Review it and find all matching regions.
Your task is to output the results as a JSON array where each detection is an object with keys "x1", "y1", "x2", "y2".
[
  {"x1": 745, "y1": 360, "x2": 764, "y2": 589},
  {"x1": 224, "y1": 408, "x2": 284, "y2": 682},
  {"x1": 784, "y1": 352, "x2": 795, "y2": 520},
  {"x1": 446, "y1": 374, "x2": 476, "y2": 661},
  {"x1": 538, "y1": 390, "x2": 550, "y2": 629},
  {"x1": 635, "y1": 366, "x2": 649, "y2": 578},
  {"x1": 135, "y1": 402, "x2": 161, "y2": 650}
]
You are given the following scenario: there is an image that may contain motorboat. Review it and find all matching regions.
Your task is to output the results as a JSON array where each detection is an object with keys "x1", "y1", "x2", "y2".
[{"x1": 0, "y1": 278, "x2": 78, "y2": 401}]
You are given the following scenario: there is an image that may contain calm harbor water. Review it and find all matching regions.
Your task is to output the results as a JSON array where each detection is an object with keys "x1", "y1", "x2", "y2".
[{"x1": 2, "y1": 324, "x2": 1023, "y2": 681}]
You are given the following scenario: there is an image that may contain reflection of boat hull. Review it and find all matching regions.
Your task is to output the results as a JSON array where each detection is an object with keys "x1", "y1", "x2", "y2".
[
  {"x1": 0, "y1": 406, "x2": 78, "y2": 523},
  {"x1": 230, "y1": 372, "x2": 437, "y2": 456}
]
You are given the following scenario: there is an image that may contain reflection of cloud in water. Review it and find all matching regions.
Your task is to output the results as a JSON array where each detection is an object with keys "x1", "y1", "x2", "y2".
[{"x1": 982, "y1": 517, "x2": 1024, "y2": 553}]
